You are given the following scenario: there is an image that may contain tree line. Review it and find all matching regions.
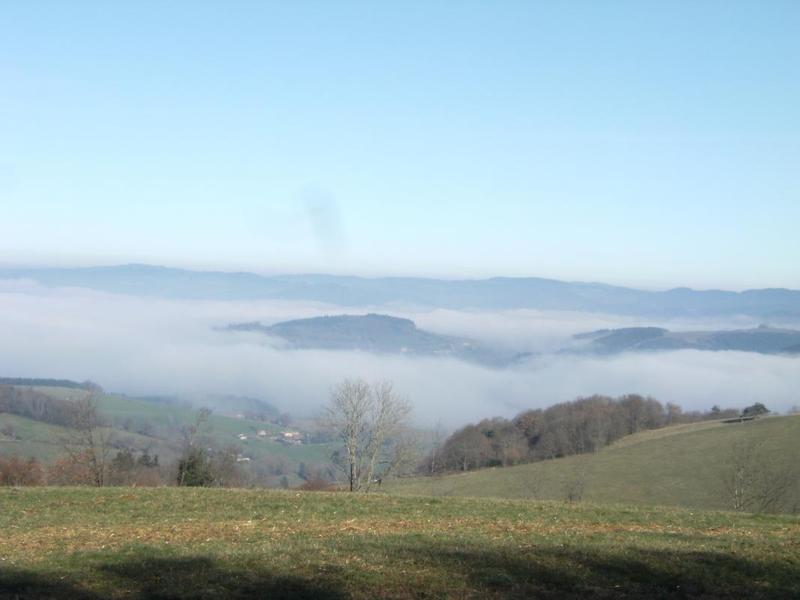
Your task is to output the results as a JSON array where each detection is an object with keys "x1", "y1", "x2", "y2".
[
  {"x1": 424, "y1": 394, "x2": 741, "y2": 474},
  {"x1": 0, "y1": 377, "x2": 101, "y2": 391},
  {"x1": 0, "y1": 385, "x2": 83, "y2": 428}
]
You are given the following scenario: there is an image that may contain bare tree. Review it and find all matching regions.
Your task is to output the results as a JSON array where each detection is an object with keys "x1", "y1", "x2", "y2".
[
  {"x1": 427, "y1": 419, "x2": 446, "y2": 475},
  {"x1": 721, "y1": 439, "x2": 795, "y2": 513},
  {"x1": 61, "y1": 393, "x2": 114, "y2": 487},
  {"x1": 177, "y1": 408, "x2": 214, "y2": 487},
  {"x1": 325, "y1": 379, "x2": 371, "y2": 492},
  {"x1": 520, "y1": 468, "x2": 548, "y2": 500},
  {"x1": 211, "y1": 444, "x2": 245, "y2": 488},
  {"x1": 322, "y1": 379, "x2": 412, "y2": 492}
]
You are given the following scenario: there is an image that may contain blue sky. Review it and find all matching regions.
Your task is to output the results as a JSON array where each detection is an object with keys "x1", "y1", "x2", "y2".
[{"x1": 1, "y1": 1, "x2": 798, "y2": 290}]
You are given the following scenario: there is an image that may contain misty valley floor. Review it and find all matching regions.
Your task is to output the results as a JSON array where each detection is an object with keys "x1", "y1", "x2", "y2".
[{"x1": 1, "y1": 488, "x2": 799, "y2": 599}]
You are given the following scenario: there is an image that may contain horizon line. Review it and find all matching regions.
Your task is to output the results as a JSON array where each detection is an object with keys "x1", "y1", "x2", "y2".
[{"x1": 0, "y1": 261, "x2": 798, "y2": 295}]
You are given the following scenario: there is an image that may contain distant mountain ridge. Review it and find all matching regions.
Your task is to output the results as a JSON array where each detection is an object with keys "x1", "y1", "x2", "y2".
[
  {"x1": 573, "y1": 325, "x2": 800, "y2": 355},
  {"x1": 2, "y1": 264, "x2": 799, "y2": 319},
  {"x1": 227, "y1": 314, "x2": 526, "y2": 367}
]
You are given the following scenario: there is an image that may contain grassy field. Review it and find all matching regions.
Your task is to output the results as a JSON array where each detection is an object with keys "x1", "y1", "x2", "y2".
[
  {"x1": 1, "y1": 487, "x2": 798, "y2": 599},
  {"x1": 388, "y1": 415, "x2": 800, "y2": 512}
]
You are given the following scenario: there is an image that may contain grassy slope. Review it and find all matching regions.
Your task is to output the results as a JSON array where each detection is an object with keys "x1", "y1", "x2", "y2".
[
  {"x1": 388, "y1": 416, "x2": 800, "y2": 512},
  {"x1": 0, "y1": 413, "x2": 174, "y2": 464},
  {"x1": 0, "y1": 415, "x2": 71, "y2": 462},
  {"x1": 0, "y1": 487, "x2": 798, "y2": 599},
  {"x1": 29, "y1": 386, "x2": 285, "y2": 439},
  {"x1": 97, "y1": 392, "x2": 338, "y2": 466},
  {"x1": 1, "y1": 387, "x2": 336, "y2": 470}
]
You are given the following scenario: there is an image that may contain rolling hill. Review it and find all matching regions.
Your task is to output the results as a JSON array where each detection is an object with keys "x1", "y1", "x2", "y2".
[
  {"x1": 226, "y1": 313, "x2": 526, "y2": 367},
  {"x1": 572, "y1": 325, "x2": 800, "y2": 355},
  {"x1": 228, "y1": 317, "x2": 800, "y2": 364},
  {"x1": 387, "y1": 415, "x2": 800, "y2": 512}
]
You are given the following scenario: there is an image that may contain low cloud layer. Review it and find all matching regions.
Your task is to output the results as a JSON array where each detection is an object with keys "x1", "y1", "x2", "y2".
[{"x1": 1, "y1": 280, "x2": 798, "y2": 428}]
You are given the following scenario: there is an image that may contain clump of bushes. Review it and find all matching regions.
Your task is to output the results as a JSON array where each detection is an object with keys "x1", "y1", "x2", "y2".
[{"x1": 0, "y1": 456, "x2": 44, "y2": 486}]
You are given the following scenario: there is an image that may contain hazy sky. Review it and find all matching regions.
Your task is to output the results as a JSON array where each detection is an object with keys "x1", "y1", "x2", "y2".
[{"x1": 1, "y1": 1, "x2": 798, "y2": 289}]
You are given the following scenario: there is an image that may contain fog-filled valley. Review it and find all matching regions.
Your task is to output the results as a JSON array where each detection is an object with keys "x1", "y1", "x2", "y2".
[{"x1": 2, "y1": 274, "x2": 798, "y2": 427}]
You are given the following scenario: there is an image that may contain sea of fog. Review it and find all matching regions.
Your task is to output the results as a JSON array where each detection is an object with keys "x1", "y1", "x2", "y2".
[{"x1": 1, "y1": 278, "x2": 798, "y2": 427}]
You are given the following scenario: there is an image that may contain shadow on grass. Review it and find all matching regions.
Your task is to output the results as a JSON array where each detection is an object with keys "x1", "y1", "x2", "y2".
[
  {"x1": 0, "y1": 567, "x2": 98, "y2": 600},
  {"x1": 376, "y1": 539, "x2": 800, "y2": 599},
  {"x1": 1, "y1": 542, "x2": 797, "y2": 599},
  {"x1": 0, "y1": 556, "x2": 347, "y2": 600}
]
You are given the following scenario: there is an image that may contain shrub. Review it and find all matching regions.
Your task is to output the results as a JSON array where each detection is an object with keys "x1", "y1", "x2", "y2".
[
  {"x1": 176, "y1": 447, "x2": 215, "y2": 487},
  {"x1": 47, "y1": 453, "x2": 95, "y2": 485},
  {"x1": 297, "y1": 476, "x2": 337, "y2": 492},
  {"x1": 0, "y1": 456, "x2": 44, "y2": 486}
]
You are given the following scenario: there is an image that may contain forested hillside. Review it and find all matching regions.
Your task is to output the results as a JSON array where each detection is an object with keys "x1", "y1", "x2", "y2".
[
  {"x1": 392, "y1": 415, "x2": 800, "y2": 513},
  {"x1": 424, "y1": 394, "x2": 739, "y2": 474}
]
